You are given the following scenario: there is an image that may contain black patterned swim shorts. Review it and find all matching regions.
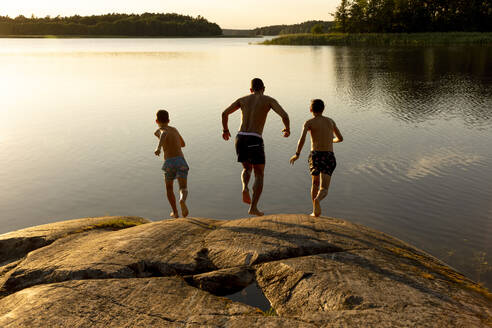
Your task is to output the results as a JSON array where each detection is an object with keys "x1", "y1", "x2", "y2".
[
  {"x1": 235, "y1": 134, "x2": 265, "y2": 165},
  {"x1": 308, "y1": 151, "x2": 336, "y2": 176}
]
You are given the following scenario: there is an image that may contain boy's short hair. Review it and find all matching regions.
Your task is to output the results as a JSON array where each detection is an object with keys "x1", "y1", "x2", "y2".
[
  {"x1": 156, "y1": 110, "x2": 169, "y2": 123},
  {"x1": 311, "y1": 99, "x2": 325, "y2": 113},
  {"x1": 251, "y1": 78, "x2": 265, "y2": 91}
]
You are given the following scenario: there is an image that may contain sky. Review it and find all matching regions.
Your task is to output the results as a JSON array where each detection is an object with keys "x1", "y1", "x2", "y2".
[{"x1": 1, "y1": 0, "x2": 340, "y2": 29}]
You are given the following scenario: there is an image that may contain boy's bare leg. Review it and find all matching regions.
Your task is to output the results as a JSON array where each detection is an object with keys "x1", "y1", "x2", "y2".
[
  {"x1": 241, "y1": 162, "x2": 252, "y2": 204},
  {"x1": 177, "y1": 177, "x2": 189, "y2": 218},
  {"x1": 249, "y1": 164, "x2": 264, "y2": 216},
  {"x1": 310, "y1": 175, "x2": 320, "y2": 217},
  {"x1": 165, "y1": 179, "x2": 179, "y2": 218},
  {"x1": 311, "y1": 175, "x2": 320, "y2": 201},
  {"x1": 313, "y1": 173, "x2": 332, "y2": 217}
]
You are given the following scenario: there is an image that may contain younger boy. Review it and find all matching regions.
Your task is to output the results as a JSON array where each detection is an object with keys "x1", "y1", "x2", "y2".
[
  {"x1": 289, "y1": 99, "x2": 343, "y2": 217},
  {"x1": 154, "y1": 110, "x2": 189, "y2": 218}
]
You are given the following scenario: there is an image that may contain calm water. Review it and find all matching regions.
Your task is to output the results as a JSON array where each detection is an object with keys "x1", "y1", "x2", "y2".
[{"x1": 0, "y1": 38, "x2": 491, "y2": 289}]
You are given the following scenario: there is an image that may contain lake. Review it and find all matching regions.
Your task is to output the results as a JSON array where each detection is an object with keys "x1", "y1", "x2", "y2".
[{"x1": 0, "y1": 38, "x2": 491, "y2": 289}]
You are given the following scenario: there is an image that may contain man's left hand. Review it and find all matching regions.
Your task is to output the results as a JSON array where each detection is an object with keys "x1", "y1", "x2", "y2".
[{"x1": 222, "y1": 130, "x2": 231, "y2": 141}]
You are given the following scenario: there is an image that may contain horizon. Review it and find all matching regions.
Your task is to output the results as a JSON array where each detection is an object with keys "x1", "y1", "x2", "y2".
[{"x1": 0, "y1": 0, "x2": 339, "y2": 30}]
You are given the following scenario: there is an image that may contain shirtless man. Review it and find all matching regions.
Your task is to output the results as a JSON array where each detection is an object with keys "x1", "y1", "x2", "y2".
[
  {"x1": 154, "y1": 110, "x2": 189, "y2": 218},
  {"x1": 290, "y1": 99, "x2": 343, "y2": 217},
  {"x1": 222, "y1": 78, "x2": 290, "y2": 216}
]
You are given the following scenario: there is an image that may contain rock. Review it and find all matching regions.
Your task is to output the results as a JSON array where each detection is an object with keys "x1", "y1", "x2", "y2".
[
  {"x1": 0, "y1": 277, "x2": 313, "y2": 327},
  {"x1": 185, "y1": 266, "x2": 256, "y2": 296},
  {"x1": 1, "y1": 218, "x2": 223, "y2": 296},
  {"x1": 0, "y1": 216, "x2": 149, "y2": 268},
  {"x1": 0, "y1": 214, "x2": 490, "y2": 327},
  {"x1": 255, "y1": 249, "x2": 491, "y2": 327}
]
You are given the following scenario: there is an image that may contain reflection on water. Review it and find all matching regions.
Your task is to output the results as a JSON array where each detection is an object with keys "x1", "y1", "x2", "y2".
[
  {"x1": 334, "y1": 46, "x2": 492, "y2": 126},
  {"x1": 225, "y1": 282, "x2": 271, "y2": 312},
  {"x1": 0, "y1": 39, "x2": 491, "y2": 289}
]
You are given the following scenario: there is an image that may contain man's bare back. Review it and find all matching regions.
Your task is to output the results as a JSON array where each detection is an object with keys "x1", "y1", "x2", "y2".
[{"x1": 234, "y1": 94, "x2": 287, "y2": 135}]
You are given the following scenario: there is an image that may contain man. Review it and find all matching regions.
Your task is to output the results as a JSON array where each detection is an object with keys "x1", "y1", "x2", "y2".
[{"x1": 222, "y1": 78, "x2": 290, "y2": 216}]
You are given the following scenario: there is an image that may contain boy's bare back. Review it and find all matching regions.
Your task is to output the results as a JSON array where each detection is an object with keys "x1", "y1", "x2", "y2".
[
  {"x1": 155, "y1": 126, "x2": 185, "y2": 159},
  {"x1": 305, "y1": 116, "x2": 341, "y2": 152}
]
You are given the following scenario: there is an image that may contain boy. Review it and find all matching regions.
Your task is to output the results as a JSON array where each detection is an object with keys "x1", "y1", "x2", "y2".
[
  {"x1": 154, "y1": 110, "x2": 189, "y2": 218},
  {"x1": 289, "y1": 99, "x2": 343, "y2": 217}
]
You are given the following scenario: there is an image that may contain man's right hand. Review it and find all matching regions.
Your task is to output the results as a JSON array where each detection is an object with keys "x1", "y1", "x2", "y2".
[{"x1": 222, "y1": 130, "x2": 231, "y2": 141}]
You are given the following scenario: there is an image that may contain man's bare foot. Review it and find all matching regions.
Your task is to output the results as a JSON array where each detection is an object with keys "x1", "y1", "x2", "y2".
[
  {"x1": 242, "y1": 189, "x2": 251, "y2": 204},
  {"x1": 313, "y1": 199, "x2": 321, "y2": 217},
  {"x1": 170, "y1": 212, "x2": 179, "y2": 219},
  {"x1": 180, "y1": 200, "x2": 189, "y2": 218},
  {"x1": 248, "y1": 208, "x2": 264, "y2": 216}
]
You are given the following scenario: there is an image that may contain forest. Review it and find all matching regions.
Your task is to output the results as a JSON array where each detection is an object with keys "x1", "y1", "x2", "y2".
[
  {"x1": 0, "y1": 13, "x2": 222, "y2": 36},
  {"x1": 333, "y1": 0, "x2": 491, "y2": 33},
  {"x1": 253, "y1": 21, "x2": 335, "y2": 36}
]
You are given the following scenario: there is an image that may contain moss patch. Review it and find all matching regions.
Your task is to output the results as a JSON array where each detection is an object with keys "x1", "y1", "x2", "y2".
[
  {"x1": 387, "y1": 246, "x2": 492, "y2": 301},
  {"x1": 262, "y1": 307, "x2": 277, "y2": 316},
  {"x1": 64, "y1": 217, "x2": 147, "y2": 236}
]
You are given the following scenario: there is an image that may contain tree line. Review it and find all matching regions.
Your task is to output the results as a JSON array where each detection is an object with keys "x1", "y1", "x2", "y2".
[
  {"x1": 334, "y1": 0, "x2": 491, "y2": 33},
  {"x1": 253, "y1": 21, "x2": 335, "y2": 36},
  {"x1": 0, "y1": 13, "x2": 222, "y2": 36}
]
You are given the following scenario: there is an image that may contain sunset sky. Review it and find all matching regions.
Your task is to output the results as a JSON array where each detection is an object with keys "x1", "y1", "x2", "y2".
[{"x1": 1, "y1": 0, "x2": 340, "y2": 29}]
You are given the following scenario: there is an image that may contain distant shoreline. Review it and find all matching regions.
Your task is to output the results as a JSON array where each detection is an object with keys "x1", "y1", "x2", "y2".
[
  {"x1": 0, "y1": 34, "x2": 261, "y2": 39},
  {"x1": 262, "y1": 32, "x2": 492, "y2": 46}
]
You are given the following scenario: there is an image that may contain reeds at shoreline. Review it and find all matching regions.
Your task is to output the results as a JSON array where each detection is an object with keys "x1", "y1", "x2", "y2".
[{"x1": 262, "y1": 32, "x2": 492, "y2": 46}]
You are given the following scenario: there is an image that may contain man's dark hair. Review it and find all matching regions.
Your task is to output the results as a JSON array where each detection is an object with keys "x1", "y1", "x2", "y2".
[
  {"x1": 251, "y1": 78, "x2": 265, "y2": 91},
  {"x1": 311, "y1": 99, "x2": 325, "y2": 113},
  {"x1": 156, "y1": 109, "x2": 169, "y2": 123}
]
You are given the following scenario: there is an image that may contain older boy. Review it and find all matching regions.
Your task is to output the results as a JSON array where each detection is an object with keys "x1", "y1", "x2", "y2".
[
  {"x1": 290, "y1": 99, "x2": 343, "y2": 217},
  {"x1": 154, "y1": 110, "x2": 189, "y2": 218}
]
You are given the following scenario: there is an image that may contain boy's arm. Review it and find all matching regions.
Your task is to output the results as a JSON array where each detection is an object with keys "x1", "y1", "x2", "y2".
[
  {"x1": 270, "y1": 98, "x2": 290, "y2": 137},
  {"x1": 333, "y1": 121, "x2": 343, "y2": 143},
  {"x1": 221, "y1": 99, "x2": 241, "y2": 141},
  {"x1": 179, "y1": 132, "x2": 185, "y2": 148},
  {"x1": 290, "y1": 122, "x2": 309, "y2": 165},
  {"x1": 154, "y1": 128, "x2": 161, "y2": 139},
  {"x1": 154, "y1": 130, "x2": 168, "y2": 156}
]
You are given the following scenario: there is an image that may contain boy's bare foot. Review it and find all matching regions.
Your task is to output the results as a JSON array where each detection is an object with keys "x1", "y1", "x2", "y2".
[
  {"x1": 316, "y1": 189, "x2": 328, "y2": 201},
  {"x1": 170, "y1": 212, "x2": 179, "y2": 219},
  {"x1": 180, "y1": 200, "x2": 189, "y2": 218},
  {"x1": 242, "y1": 188, "x2": 251, "y2": 204},
  {"x1": 248, "y1": 207, "x2": 264, "y2": 216},
  {"x1": 313, "y1": 199, "x2": 321, "y2": 217}
]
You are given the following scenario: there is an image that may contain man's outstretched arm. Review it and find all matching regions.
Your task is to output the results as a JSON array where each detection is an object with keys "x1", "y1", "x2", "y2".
[
  {"x1": 221, "y1": 99, "x2": 240, "y2": 140},
  {"x1": 270, "y1": 99, "x2": 290, "y2": 137},
  {"x1": 290, "y1": 123, "x2": 309, "y2": 164}
]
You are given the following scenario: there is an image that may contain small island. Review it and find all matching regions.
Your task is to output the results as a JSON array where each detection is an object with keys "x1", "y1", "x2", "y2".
[
  {"x1": 0, "y1": 13, "x2": 222, "y2": 37},
  {"x1": 1, "y1": 214, "x2": 490, "y2": 327}
]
